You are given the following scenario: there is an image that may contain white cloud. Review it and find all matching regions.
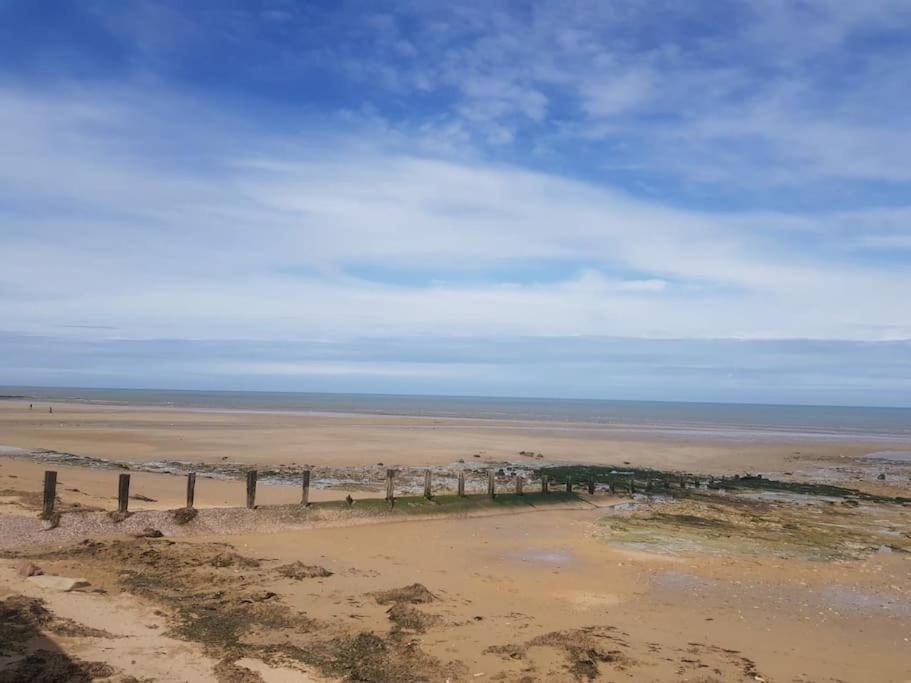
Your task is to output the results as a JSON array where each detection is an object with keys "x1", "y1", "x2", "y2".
[{"x1": 0, "y1": 84, "x2": 909, "y2": 346}]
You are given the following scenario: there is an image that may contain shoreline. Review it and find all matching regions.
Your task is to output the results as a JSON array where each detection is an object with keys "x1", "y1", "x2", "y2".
[{"x1": 4, "y1": 397, "x2": 911, "y2": 449}]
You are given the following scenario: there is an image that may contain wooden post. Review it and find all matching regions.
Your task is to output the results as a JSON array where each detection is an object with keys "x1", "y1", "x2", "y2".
[
  {"x1": 186, "y1": 472, "x2": 196, "y2": 509},
  {"x1": 118, "y1": 473, "x2": 130, "y2": 513},
  {"x1": 424, "y1": 469, "x2": 432, "y2": 499},
  {"x1": 542, "y1": 474, "x2": 549, "y2": 494},
  {"x1": 565, "y1": 479, "x2": 572, "y2": 493},
  {"x1": 488, "y1": 470, "x2": 496, "y2": 498},
  {"x1": 516, "y1": 476, "x2": 524, "y2": 495},
  {"x1": 42, "y1": 470, "x2": 57, "y2": 518},
  {"x1": 301, "y1": 469, "x2": 311, "y2": 506},
  {"x1": 246, "y1": 470, "x2": 257, "y2": 509},
  {"x1": 385, "y1": 469, "x2": 395, "y2": 504},
  {"x1": 609, "y1": 478, "x2": 616, "y2": 494},
  {"x1": 628, "y1": 476, "x2": 635, "y2": 495},
  {"x1": 457, "y1": 471, "x2": 465, "y2": 497},
  {"x1": 588, "y1": 477, "x2": 595, "y2": 495}
]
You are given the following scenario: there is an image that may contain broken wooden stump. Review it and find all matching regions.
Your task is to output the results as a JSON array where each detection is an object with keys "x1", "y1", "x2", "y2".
[
  {"x1": 117, "y1": 473, "x2": 131, "y2": 513},
  {"x1": 246, "y1": 470, "x2": 257, "y2": 509},
  {"x1": 186, "y1": 472, "x2": 196, "y2": 509},
  {"x1": 42, "y1": 470, "x2": 57, "y2": 518},
  {"x1": 301, "y1": 469, "x2": 311, "y2": 506}
]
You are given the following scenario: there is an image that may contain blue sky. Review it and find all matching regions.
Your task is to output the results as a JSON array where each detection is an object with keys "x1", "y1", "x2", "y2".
[{"x1": 0, "y1": 1, "x2": 910, "y2": 405}]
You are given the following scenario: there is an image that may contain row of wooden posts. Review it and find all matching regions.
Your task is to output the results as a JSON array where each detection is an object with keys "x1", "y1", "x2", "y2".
[{"x1": 41, "y1": 468, "x2": 705, "y2": 517}]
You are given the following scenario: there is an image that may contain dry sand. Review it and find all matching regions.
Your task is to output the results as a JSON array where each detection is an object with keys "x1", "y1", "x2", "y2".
[{"x1": 1, "y1": 398, "x2": 910, "y2": 682}]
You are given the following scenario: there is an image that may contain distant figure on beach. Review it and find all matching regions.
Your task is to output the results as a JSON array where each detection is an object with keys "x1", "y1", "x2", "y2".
[
  {"x1": 29, "y1": 403, "x2": 32, "y2": 410},
  {"x1": 49, "y1": 406, "x2": 53, "y2": 414}
]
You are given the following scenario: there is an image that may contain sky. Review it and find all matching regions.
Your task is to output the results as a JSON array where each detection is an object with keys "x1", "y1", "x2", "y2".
[{"x1": 0, "y1": 0, "x2": 910, "y2": 406}]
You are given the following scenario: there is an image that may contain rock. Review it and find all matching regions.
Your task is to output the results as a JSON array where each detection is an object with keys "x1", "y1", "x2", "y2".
[
  {"x1": 372, "y1": 583, "x2": 436, "y2": 605},
  {"x1": 276, "y1": 561, "x2": 333, "y2": 580},
  {"x1": 135, "y1": 527, "x2": 164, "y2": 538},
  {"x1": 17, "y1": 561, "x2": 43, "y2": 578},
  {"x1": 27, "y1": 575, "x2": 91, "y2": 592},
  {"x1": 242, "y1": 591, "x2": 277, "y2": 603},
  {"x1": 877, "y1": 473, "x2": 886, "y2": 480}
]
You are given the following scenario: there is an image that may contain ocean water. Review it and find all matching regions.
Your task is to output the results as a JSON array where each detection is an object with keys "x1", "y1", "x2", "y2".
[{"x1": 2, "y1": 386, "x2": 910, "y2": 442}]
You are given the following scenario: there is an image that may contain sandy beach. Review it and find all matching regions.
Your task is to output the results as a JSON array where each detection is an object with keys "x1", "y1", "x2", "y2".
[{"x1": 2, "y1": 398, "x2": 910, "y2": 682}]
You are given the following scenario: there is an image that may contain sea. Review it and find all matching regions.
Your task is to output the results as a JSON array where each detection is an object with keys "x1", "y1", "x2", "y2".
[{"x1": 2, "y1": 386, "x2": 910, "y2": 444}]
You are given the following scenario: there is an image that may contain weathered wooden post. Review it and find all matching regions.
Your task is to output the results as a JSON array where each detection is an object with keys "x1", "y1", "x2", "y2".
[
  {"x1": 588, "y1": 476, "x2": 596, "y2": 495},
  {"x1": 186, "y1": 472, "x2": 196, "y2": 509},
  {"x1": 628, "y1": 476, "x2": 635, "y2": 495},
  {"x1": 457, "y1": 471, "x2": 465, "y2": 497},
  {"x1": 488, "y1": 470, "x2": 496, "y2": 498},
  {"x1": 246, "y1": 470, "x2": 257, "y2": 509},
  {"x1": 646, "y1": 480, "x2": 653, "y2": 492},
  {"x1": 424, "y1": 469, "x2": 432, "y2": 499},
  {"x1": 565, "y1": 479, "x2": 572, "y2": 493},
  {"x1": 542, "y1": 474, "x2": 549, "y2": 494},
  {"x1": 42, "y1": 470, "x2": 57, "y2": 518},
  {"x1": 385, "y1": 469, "x2": 395, "y2": 505},
  {"x1": 608, "y1": 478, "x2": 616, "y2": 494},
  {"x1": 301, "y1": 469, "x2": 311, "y2": 506},
  {"x1": 516, "y1": 476, "x2": 524, "y2": 495},
  {"x1": 118, "y1": 473, "x2": 131, "y2": 513}
]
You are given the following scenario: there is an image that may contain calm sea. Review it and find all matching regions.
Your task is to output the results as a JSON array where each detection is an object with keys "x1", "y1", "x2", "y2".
[{"x1": 2, "y1": 386, "x2": 910, "y2": 443}]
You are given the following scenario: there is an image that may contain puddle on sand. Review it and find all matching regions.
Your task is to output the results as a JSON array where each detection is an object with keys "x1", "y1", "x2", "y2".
[
  {"x1": 504, "y1": 548, "x2": 574, "y2": 566},
  {"x1": 864, "y1": 450, "x2": 911, "y2": 463}
]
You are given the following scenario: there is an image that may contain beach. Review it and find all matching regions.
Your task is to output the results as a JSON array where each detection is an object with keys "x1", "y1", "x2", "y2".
[{"x1": 1, "y1": 394, "x2": 910, "y2": 681}]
